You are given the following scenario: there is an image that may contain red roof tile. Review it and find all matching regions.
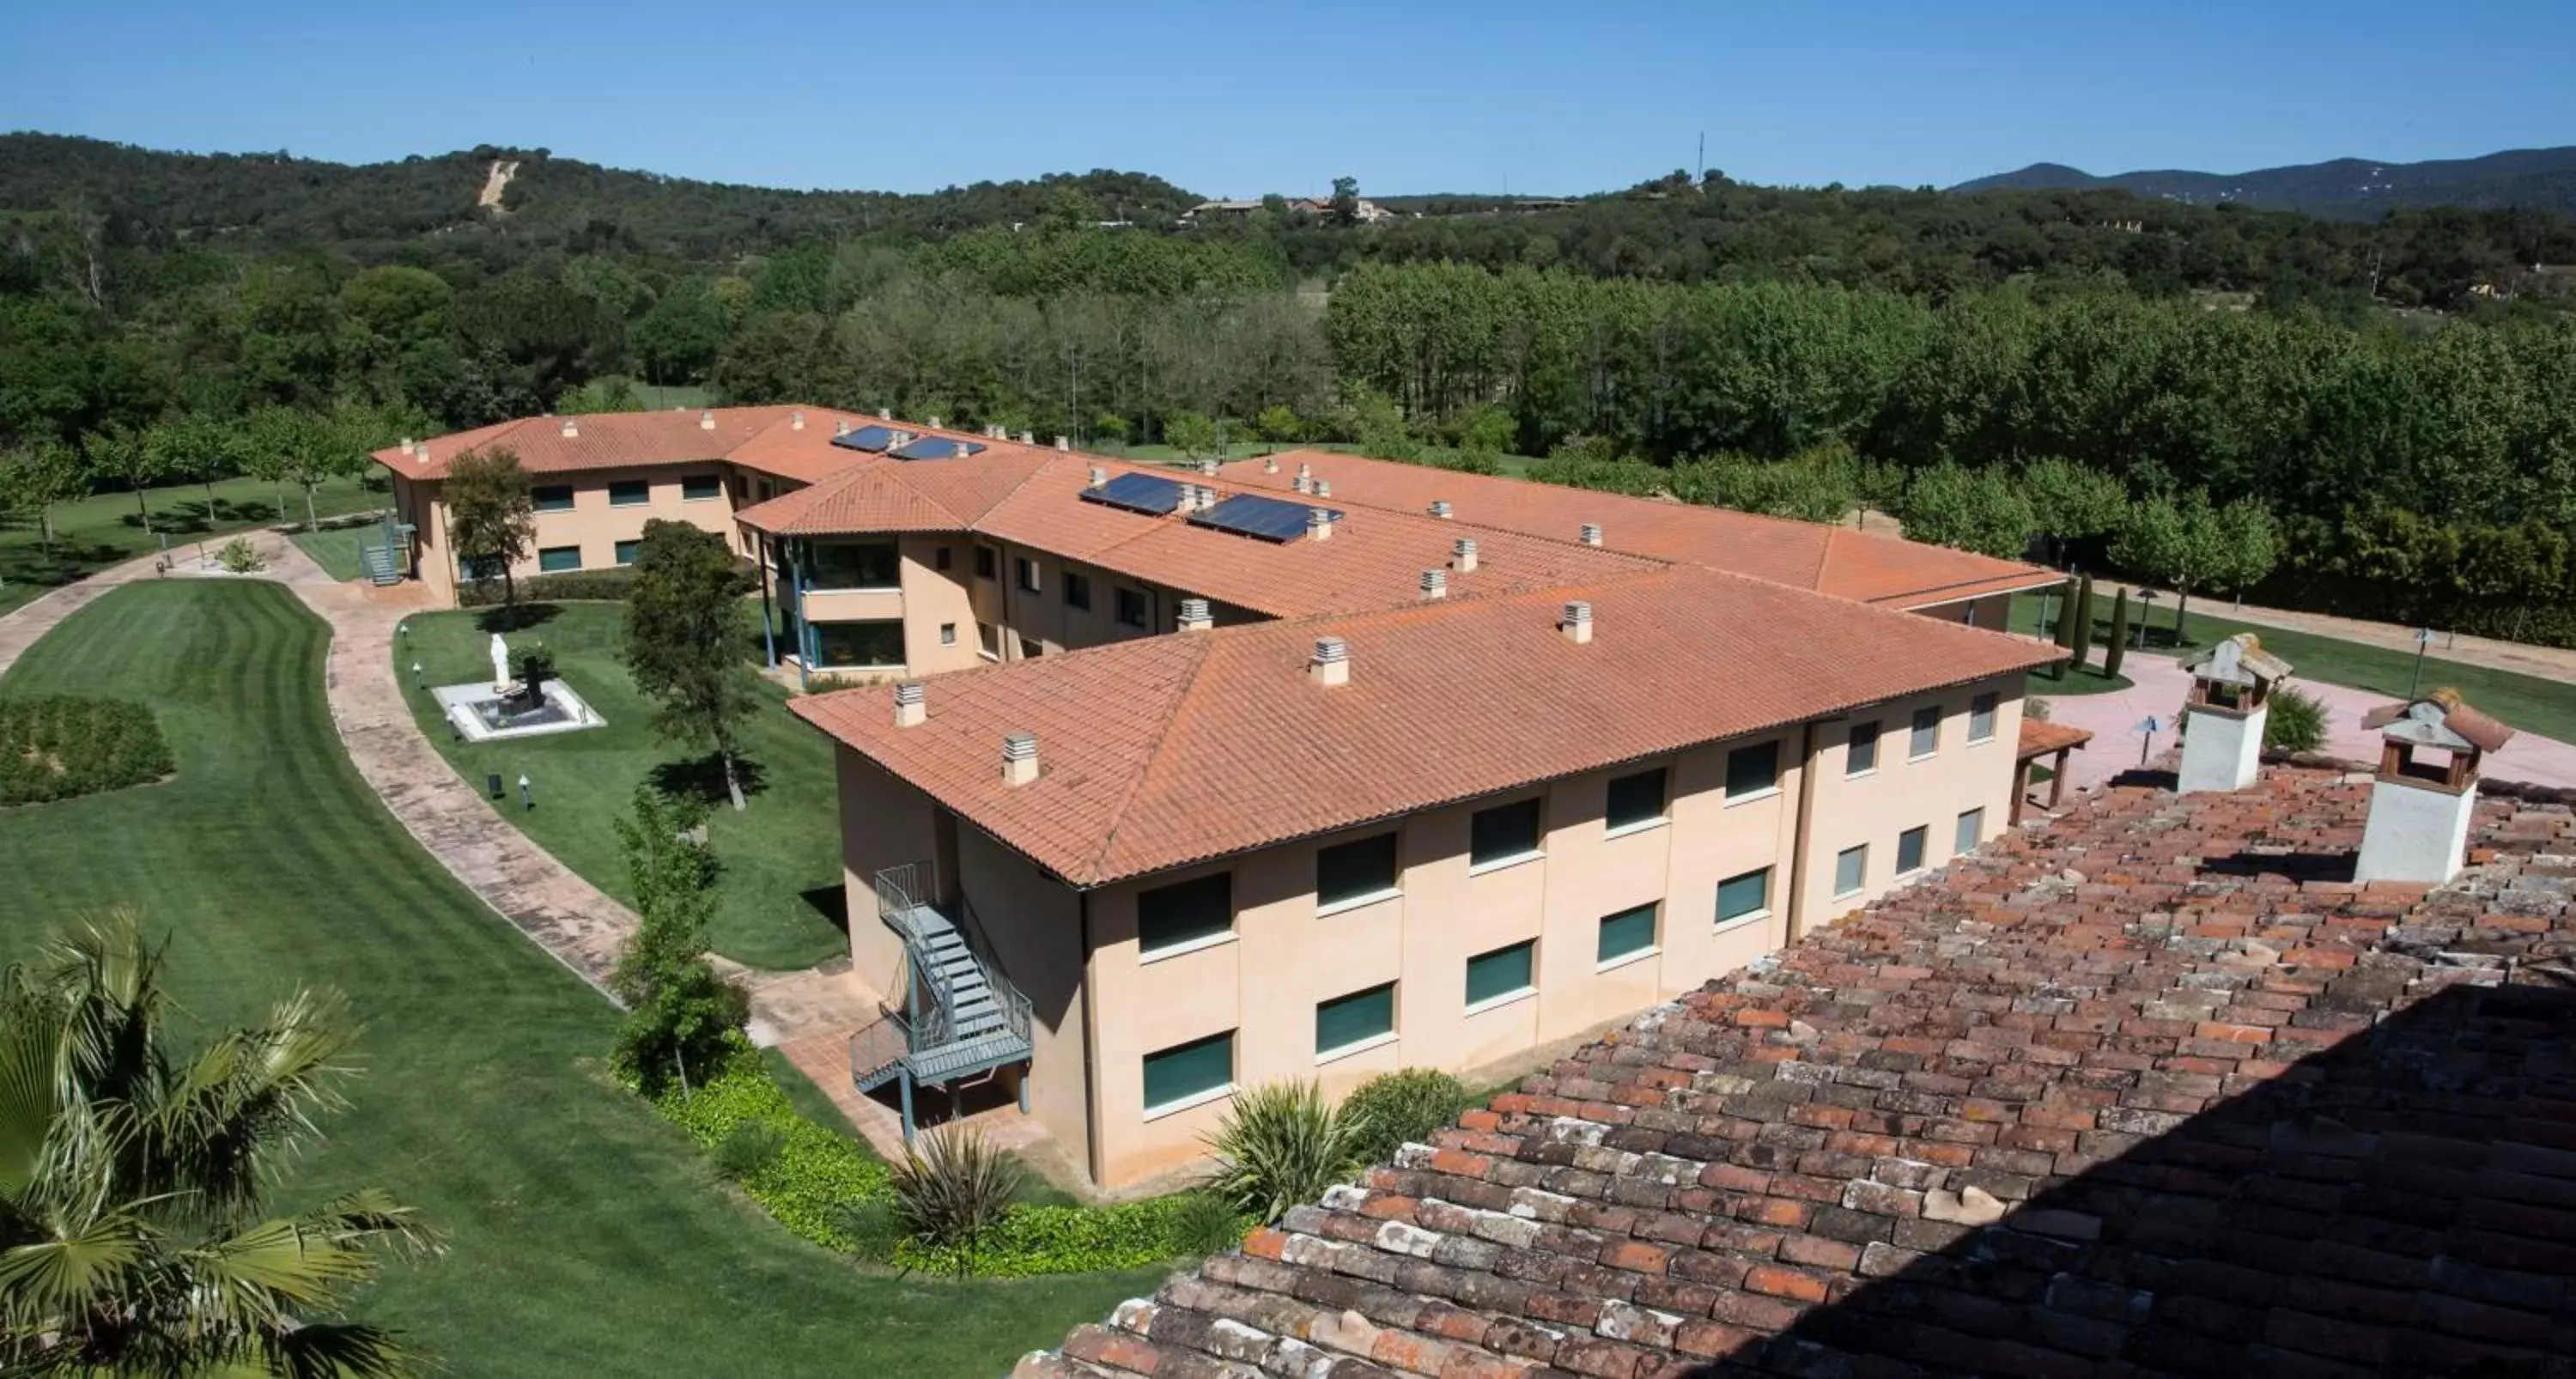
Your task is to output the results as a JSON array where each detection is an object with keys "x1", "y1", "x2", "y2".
[
  {"x1": 1022, "y1": 769, "x2": 2576, "y2": 1378},
  {"x1": 794, "y1": 566, "x2": 2058, "y2": 886}
]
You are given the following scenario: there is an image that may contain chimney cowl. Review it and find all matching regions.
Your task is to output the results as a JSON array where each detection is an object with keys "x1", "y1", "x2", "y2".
[
  {"x1": 1054, "y1": 435, "x2": 1070, "y2": 451},
  {"x1": 835, "y1": 419, "x2": 850, "y2": 436},
  {"x1": 398, "y1": 435, "x2": 414, "y2": 455},
  {"x1": 1291, "y1": 474, "x2": 1311, "y2": 494},
  {"x1": 1002, "y1": 732, "x2": 1039, "y2": 786},
  {"x1": 1429, "y1": 500, "x2": 1452, "y2": 519},
  {"x1": 1561, "y1": 600, "x2": 1594, "y2": 643},
  {"x1": 1264, "y1": 457, "x2": 1279, "y2": 473},
  {"x1": 879, "y1": 407, "x2": 893, "y2": 420},
  {"x1": 1306, "y1": 507, "x2": 1333, "y2": 541},
  {"x1": 792, "y1": 410, "x2": 806, "y2": 430},
  {"x1": 1309, "y1": 635, "x2": 1350, "y2": 686},
  {"x1": 560, "y1": 417, "x2": 580, "y2": 437},
  {"x1": 699, "y1": 410, "x2": 716, "y2": 430},
  {"x1": 1020, "y1": 429, "x2": 1036, "y2": 445},
  {"x1": 1315, "y1": 479, "x2": 1333, "y2": 499},
  {"x1": 1420, "y1": 568, "x2": 1448, "y2": 599},
  {"x1": 1452, "y1": 538, "x2": 1478, "y2": 572},
  {"x1": 1179, "y1": 597, "x2": 1212, "y2": 630},
  {"x1": 928, "y1": 416, "x2": 942, "y2": 429},
  {"x1": 1086, "y1": 465, "x2": 1107, "y2": 489},
  {"x1": 1579, "y1": 522, "x2": 1602, "y2": 546},
  {"x1": 1198, "y1": 457, "x2": 1218, "y2": 476},
  {"x1": 893, "y1": 680, "x2": 927, "y2": 727}
]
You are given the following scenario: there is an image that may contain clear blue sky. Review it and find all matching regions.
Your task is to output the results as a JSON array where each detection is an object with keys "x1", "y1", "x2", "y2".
[{"x1": 5, "y1": 0, "x2": 2570, "y2": 197}]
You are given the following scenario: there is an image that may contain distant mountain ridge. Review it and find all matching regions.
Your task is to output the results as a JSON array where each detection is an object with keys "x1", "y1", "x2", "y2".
[{"x1": 1953, "y1": 146, "x2": 2576, "y2": 219}]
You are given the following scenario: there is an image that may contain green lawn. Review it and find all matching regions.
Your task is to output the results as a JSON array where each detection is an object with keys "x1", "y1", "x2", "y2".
[
  {"x1": 395, "y1": 601, "x2": 848, "y2": 970},
  {"x1": 0, "y1": 472, "x2": 388, "y2": 617},
  {"x1": 0, "y1": 581, "x2": 1159, "y2": 1376},
  {"x1": 289, "y1": 525, "x2": 371, "y2": 582},
  {"x1": 2011, "y1": 592, "x2": 2576, "y2": 743}
]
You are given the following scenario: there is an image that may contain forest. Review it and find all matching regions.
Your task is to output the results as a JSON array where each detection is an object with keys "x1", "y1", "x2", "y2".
[{"x1": 4, "y1": 133, "x2": 2576, "y2": 642}]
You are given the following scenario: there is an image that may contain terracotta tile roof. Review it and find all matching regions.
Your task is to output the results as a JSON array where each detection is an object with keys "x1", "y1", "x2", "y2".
[
  {"x1": 793, "y1": 567, "x2": 2058, "y2": 887},
  {"x1": 2017, "y1": 718, "x2": 2095, "y2": 758},
  {"x1": 1021, "y1": 769, "x2": 2576, "y2": 1379},
  {"x1": 1218, "y1": 451, "x2": 2058, "y2": 610},
  {"x1": 372, "y1": 406, "x2": 848, "y2": 481}
]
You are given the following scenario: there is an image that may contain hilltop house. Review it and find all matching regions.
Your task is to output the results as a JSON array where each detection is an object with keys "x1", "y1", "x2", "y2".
[{"x1": 374, "y1": 411, "x2": 2062, "y2": 1188}]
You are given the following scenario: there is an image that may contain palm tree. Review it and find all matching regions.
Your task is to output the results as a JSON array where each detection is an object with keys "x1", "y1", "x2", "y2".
[{"x1": 0, "y1": 911, "x2": 440, "y2": 1376}]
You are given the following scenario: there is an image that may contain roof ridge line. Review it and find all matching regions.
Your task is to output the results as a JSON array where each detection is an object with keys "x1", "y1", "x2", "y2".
[{"x1": 1083, "y1": 633, "x2": 1223, "y2": 884}]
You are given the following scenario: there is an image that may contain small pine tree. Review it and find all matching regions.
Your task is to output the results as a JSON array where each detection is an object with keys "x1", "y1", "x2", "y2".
[
  {"x1": 2103, "y1": 587, "x2": 2132, "y2": 678},
  {"x1": 609, "y1": 787, "x2": 747, "y2": 1093},
  {"x1": 2068, "y1": 574, "x2": 2097, "y2": 674}
]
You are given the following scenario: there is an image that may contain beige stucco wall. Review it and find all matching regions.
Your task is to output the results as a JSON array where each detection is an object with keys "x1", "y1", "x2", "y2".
[
  {"x1": 1793, "y1": 673, "x2": 2025, "y2": 931},
  {"x1": 401, "y1": 462, "x2": 739, "y2": 604},
  {"x1": 1912, "y1": 591, "x2": 2020, "y2": 630},
  {"x1": 835, "y1": 745, "x2": 938, "y2": 1002}
]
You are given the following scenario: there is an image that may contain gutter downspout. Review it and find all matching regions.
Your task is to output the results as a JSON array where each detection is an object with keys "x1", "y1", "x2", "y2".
[
  {"x1": 756, "y1": 533, "x2": 778, "y2": 669},
  {"x1": 1077, "y1": 890, "x2": 1103, "y2": 1188},
  {"x1": 1784, "y1": 720, "x2": 1823, "y2": 942},
  {"x1": 790, "y1": 544, "x2": 811, "y2": 691}
]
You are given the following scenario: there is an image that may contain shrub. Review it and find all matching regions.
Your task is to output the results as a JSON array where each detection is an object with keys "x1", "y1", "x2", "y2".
[
  {"x1": 457, "y1": 568, "x2": 641, "y2": 606},
  {"x1": 890, "y1": 1127, "x2": 1023, "y2": 1255},
  {"x1": 0, "y1": 695, "x2": 176, "y2": 805},
  {"x1": 651, "y1": 1042, "x2": 888, "y2": 1249},
  {"x1": 2103, "y1": 589, "x2": 2131, "y2": 677},
  {"x1": 1168, "y1": 1191, "x2": 1252, "y2": 1257},
  {"x1": 714, "y1": 1120, "x2": 787, "y2": 1179},
  {"x1": 894, "y1": 1192, "x2": 1242, "y2": 1278},
  {"x1": 218, "y1": 536, "x2": 266, "y2": 573},
  {"x1": 2264, "y1": 685, "x2": 2330, "y2": 753},
  {"x1": 1342, "y1": 1068, "x2": 1475, "y2": 1167},
  {"x1": 1204, "y1": 1081, "x2": 1364, "y2": 1224}
]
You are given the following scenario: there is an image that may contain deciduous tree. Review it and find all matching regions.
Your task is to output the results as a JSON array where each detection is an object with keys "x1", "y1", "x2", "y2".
[
  {"x1": 622, "y1": 519, "x2": 762, "y2": 811},
  {"x1": 608, "y1": 787, "x2": 746, "y2": 1092},
  {"x1": 442, "y1": 446, "x2": 538, "y2": 616}
]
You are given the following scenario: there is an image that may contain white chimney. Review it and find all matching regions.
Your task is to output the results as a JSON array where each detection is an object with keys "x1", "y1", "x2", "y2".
[
  {"x1": 1306, "y1": 507, "x2": 1333, "y2": 542},
  {"x1": 893, "y1": 681, "x2": 926, "y2": 728},
  {"x1": 879, "y1": 407, "x2": 893, "y2": 421},
  {"x1": 398, "y1": 436, "x2": 414, "y2": 456},
  {"x1": 835, "y1": 419, "x2": 850, "y2": 437},
  {"x1": 1309, "y1": 636, "x2": 1350, "y2": 688},
  {"x1": 1020, "y1": 429, "x2": 1036, "y2": 446},
  {"x1": 1198, "y1": 457, "x2": 1219, "y2": 477},
  {"x1": 928, "y1": 416, "x2": 942, "y2": 429},
  {"x1": 1086, "y1": 465, "x2": 1108, "y2": 489},
  {"x1": 1420, "y1": 568, "x2": 1448, "y2": 600},
  {"x1": 1579, "y1": 523, "x2": 1602, "y2": 546},
  {"x1": 1197, "y1": 484, "x2": 1220, "y2": 512},
  {"x1": 1178, "y1": 598, "x2": 1212, "y2": 631},
  {"x1": 416, "y1": 440, "x2": 430, "y2": 463},
  {"x1": 1291, "y1": 474, "x2": 1312, "y2": 495},
  {"x1": 1561, "y1": 601, "x2": 1593, "y2": 644},
  {"x1": 1264, "y1": 456, "x2": 1279, "y2": 474},
  {"x1": 1429, "y1": 500, "x2": 1452, "y2": 519},
  {"x1": 699, "y1": 410, "x2": 716, "y2": 430},
  {"x1": 560, "y1": 417, "x2": 580, "y2": 438},
  {"x1": 792, "y1": 410, "x2": 806, "y2": 431},
  {"x1": 1297, "y1": 461, "x2": 1313, "y2": 481},
  {"x1": 1002, "y1": 732, "x2": 1040, "y2": 787},
  {"x1": 1054, "y1": 435, "x2": 1071, "y2": 451},
  {"x1": 1452, "y1": 538, "x2": 1478, "y2": 573},
  {"x1": 1315, "y1": 479, "x2": 1333, "y2": 499}
]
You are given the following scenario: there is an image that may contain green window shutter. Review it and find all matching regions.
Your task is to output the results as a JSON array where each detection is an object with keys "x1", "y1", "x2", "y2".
[
  {"x1": 1725, "y1": 740, "x2": 1779, "y2": 799},
  {"x1": 1142, "y1": 1031, "x2": 1233, "y2": 1110},
  {"x1": 1138, "y1": 872, "x2": 1233, "y2": 955},
  {"x1": 1315, "y1": 983, "x2": 1395, "y2": 1054},
  {"x1": 1605, "y1": 768, "x2": 1668, "y2": 830},
  {"x1": 1316, "y1": 832, "x2": 1400, "y2": 907},
  {"x1": 1464, "y1": 940, "x2": 1535, "y2": 1006},
  {"x1": 614, "y1": 539, "x2": 641, "y2": 566},
  {"x1": 1597, "y1": 904, "x2": 1657, "y2": 963},
  {"x1": 1469, "y1": 799, "x2": 1543, "y2": 866},
  {"x1": 1898, "y1": 825, "x2": 1929, "y2": 874},
  {"x1": 682, "y1": 475, "x2": 722, "y2": 501},
  {"x1": 532, "y1": 485, "x2": 575, "y2": 513},
  {"x1": 609, "y1": 480, "x2": 650, "y2": 507},
  {"x1": 1955, "y1": 808, "x2": 1984, "y2": 855},
  {"x1": 1716, "y1": 868, "x2": 1771, "y2": 924}
]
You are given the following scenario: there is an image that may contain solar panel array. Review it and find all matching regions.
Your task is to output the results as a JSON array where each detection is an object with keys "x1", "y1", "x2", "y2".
[
  {"x1": 892, "y1": 437, "x2": 987, "y2": 461},
  {"x1": 1078, "y1": 472, "x2": 1188, "y2": 516},
  {"x1": 829, "y1": 425, "x2": 900, "y2": 453},
  {"x1": 1191, "y1": 493, "x2": 1339, "y2": 543}
]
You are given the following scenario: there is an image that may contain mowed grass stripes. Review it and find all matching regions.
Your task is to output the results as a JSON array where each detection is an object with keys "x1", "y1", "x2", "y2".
[{"x1": 0, "y1": 582, "x2": 1160, "y2": 1377}]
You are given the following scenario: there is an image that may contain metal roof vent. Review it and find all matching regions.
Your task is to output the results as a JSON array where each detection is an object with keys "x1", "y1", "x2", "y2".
[
  {"x1": 1309, "y1": 636, "x2": 1350, "y2": 687},
  {"x1": 1002, "y1": 732, "x2": 1040, "y2": 787},
  {"x1": 1452, "y1": 538, "x2": 1478, "y2": 573},
  {"x1": 1178, "y1": 598, "x2": 1212, "y2": 631},
  {"x1": 893, "y1": 681, "x2": 926, "y2": 727},
  {"x1": 1561, "y1": 600, "x2": 1593, "y2": 644},
  {"x1": 1579, "y1": 522, "x2": 1602, "y2": 546},
  {"x1": 699, "y1": 410, "x2": 716, "y2": 430},
  {"x1": 1429, "y1": 500, "x2": 1452, "y2": 519},
  {"x1": 560, "y1": 416, "x2": 580, "y2": 438},
  {"x1": 1420, "y1": 568, "x2": 1448, "y2": 600},
  {"x1": 1306, "y1": 507, "x2": 1333, "y2": 542}
]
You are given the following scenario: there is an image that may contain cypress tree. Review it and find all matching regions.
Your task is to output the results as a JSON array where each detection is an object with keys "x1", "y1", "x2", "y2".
[
  {"x1": 2049, "y1": 575, "x2": 2078, "y2": 677},
  {"x1": 2104, "y1": 587, "x2": 2131, "y2": 678},
  {"x1": 2068, "y1": 574, "x2": 2096, "y2": 675}
]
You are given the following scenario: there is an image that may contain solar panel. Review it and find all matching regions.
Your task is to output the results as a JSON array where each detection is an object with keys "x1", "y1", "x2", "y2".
[
  {"x1": 829, "y1": 424, "x2": 900, "y2": 453},
  {"x1": 890, "y1": 436, "x2": 987, "y2": 461},
  {"x1": 1078, "y1": 471, "x2": 1188, "y2": 516},
  {"x1": 1190, "y1": 493, "x2": 1338, "y2": 543}
]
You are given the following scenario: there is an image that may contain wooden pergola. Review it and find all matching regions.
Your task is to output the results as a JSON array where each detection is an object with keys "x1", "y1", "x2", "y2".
[{"x1": 2014, "y1": 719, "x2": 2095, "y2": 822}]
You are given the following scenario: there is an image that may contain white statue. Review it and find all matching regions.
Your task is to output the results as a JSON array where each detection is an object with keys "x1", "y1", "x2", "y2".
[{"x1": 490, "y1": 633, "x2": 511, "y2": 692}]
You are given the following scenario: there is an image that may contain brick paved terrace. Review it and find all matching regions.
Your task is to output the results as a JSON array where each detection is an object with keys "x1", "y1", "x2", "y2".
[{"x1": 1019, "y1": 766, "x2": 2576, "y2": 1379}]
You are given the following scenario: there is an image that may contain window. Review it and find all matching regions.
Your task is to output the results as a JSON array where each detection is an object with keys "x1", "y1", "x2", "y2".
[
  {"x1": 463, "y1": 555, "x2": 504, "y2": 581},
  {"x1": 1015, "y1": 556, "x2": 1042, "y2": 594},
  {"x1": 1315, "y1": 984, "x2": 1395, "y2": 1056},
  {"x1": 810, "y1": 541, "x2": 898, "y2": 589},
  {"x1": 1716, "y1": 868, "x2": 1771, "y2": 926},
  {"x1": 1726, "y1": 740, "x2": 1780, "y2": 800},
  {"x1": 1910, "y1": 706, "x2": 1941, "y2": 759},
  {"x1": 1847, "y1": 720, "x2": 1880, "y2": 775},
  {"x1": 1969, "y1": 693, "x2": 1999, "y2": 744},
  {"x1": 1064, "y1": 572, "x2": 1091, "y2": 611},
  {"x1": 1018, "y1": 636, "x2": 1043, "y2": 660},
  {"x1": 1955, "y1": 808, "x2": 1984, "y2": 855},
  {"x1": 1897, "y1": 825, "x2": 1929, "y2": 876},
  {"x1": 1468, "y1": 799, "x2": 1543, "y2": 868},
  {"x1": 1316, "y1": 832, "x2": 1400, "y2": 910},
  {"x1": 975, "y1": 546, "x2": 999, "y2": 580},
  {"x1": 538, "y1": 546, "x2": 581, "y2": 573},
  {"x1": 609, "y1": 480, "x2": 650, "y2": 507},
  {"x1": 614, "y1": 539, "x2": 641, "y2": 567},
  {"x1": 1137, "y1": 872, "x2": 1232, "y2": 956},
  {"x1": 1605, "y1": 768, "x2": 1668, "y2": 832},
  {"x1": 935, "y1": 546, "x2": 954, "y2": 572},
  {"x1": 682, "y1": 475, "x2": 722, "y2": 501},
  {"x1": 1464, "y1": 940, "x2": 1536, "y2": 1008},
  {"x1": 1834, "y1": 845, "x2": 1868, "y2": 897},
  {"x1": 1115, "y1": 587, "x2": 1147, "y2": 628},
  {"x1": 976, "y1": 623, "x2": 1001, "y2": 659},
  {"x1": 1142, "y1": 1031, "x2": 1233, "y2": 1113},
  {"x1": 812, "y1": 621, "x2": 903, "y2": 670},
  {"x1": 939, "y1": 623, "x2": 957, "y2": 647},
  {"x1": 1597, "y1": 904, "x2": 1658, "y2": 963},
  {"x1": 532, "y1": 484, "x2": 574, "y2": 513}
]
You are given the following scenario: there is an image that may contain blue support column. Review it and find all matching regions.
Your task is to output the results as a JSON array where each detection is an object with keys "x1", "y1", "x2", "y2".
[
  {"x1": 1018, "y1": 1064, "x2": 1030, "y2": 1115},
  {"x1": 898, "y1": 1070, "x2": 915, "y2": 1147},
  {"x1": 758, "y1": 536, "x2": 778, "y2": 668}
]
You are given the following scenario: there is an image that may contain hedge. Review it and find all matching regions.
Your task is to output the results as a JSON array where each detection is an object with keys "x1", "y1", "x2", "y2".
[
  {"x1": 458, "y1": 568, "x2": 641, "y2": 606},
  {"x1": 0, "y1": 695, "x2": 176, "y2": 805},
  {"x1": 648, "y1": 1041, "x2": 1236, "y2": 1274}
]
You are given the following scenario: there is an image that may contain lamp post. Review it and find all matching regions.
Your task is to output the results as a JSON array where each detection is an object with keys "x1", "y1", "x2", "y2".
[
  {"x1": 2134, "y1": 715, "x2": 2165, "y2": 768},
  {"x1": 2409, "y1": 628, "x2": 2433, "y2": 699},
  {"x1": 519, "y1": 774, "x2": 534, "y2": 811},
  {"x1": 411, "y1": 660, "x2": 424, "y2": 691}
]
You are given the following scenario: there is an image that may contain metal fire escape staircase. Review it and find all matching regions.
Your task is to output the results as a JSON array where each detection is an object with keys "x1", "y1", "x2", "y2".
[{"x1": 848, "y1": 864, "x2": 1033, "y2": 1133}]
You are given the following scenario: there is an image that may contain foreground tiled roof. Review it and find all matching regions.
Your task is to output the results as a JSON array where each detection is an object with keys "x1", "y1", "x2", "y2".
[
  {"x1": 1024, "y1": 768, "x2": 2576, "y2": 1377},
  {"x1": 1219, "y1": 452, "x2": 2057, "y2": 611},
  {"x1": 794, "y1": 567, "x2": 2057, "y2": 886}
]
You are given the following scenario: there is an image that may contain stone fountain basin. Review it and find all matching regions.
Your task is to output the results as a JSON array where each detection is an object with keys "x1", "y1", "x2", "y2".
[{"x1": 431, "y1": 679, "x2": 607, "y2": 743}]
